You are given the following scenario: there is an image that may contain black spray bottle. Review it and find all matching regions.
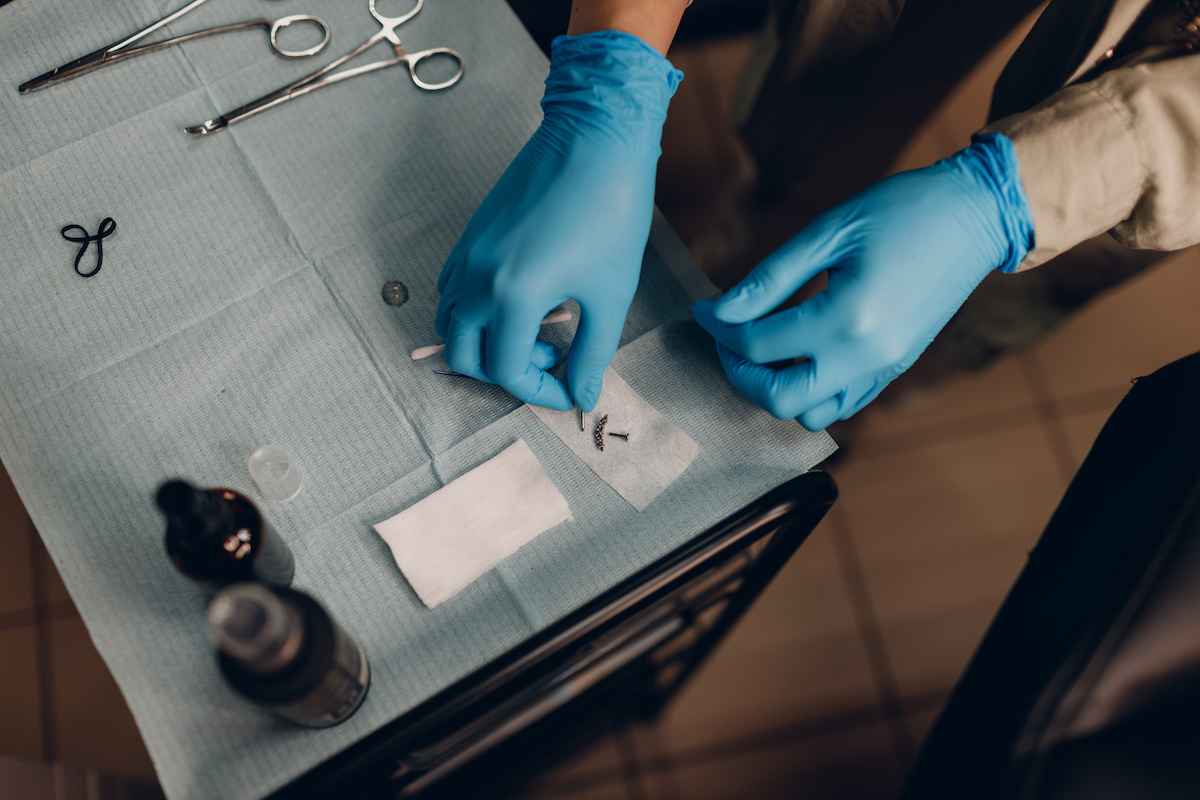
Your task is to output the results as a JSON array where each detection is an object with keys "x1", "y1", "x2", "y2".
[
  {"x1": 156, "y1": 479, "x2": 294, "y2": 590},
  {"x1": 206, "y1": 582, "x2": 371, "y2": 727}
]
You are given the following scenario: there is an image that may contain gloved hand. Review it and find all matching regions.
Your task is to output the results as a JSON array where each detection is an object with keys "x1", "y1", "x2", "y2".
[
  {"x1": 693, "y1": 133, "x2": 1034, "y2": 431},
  {"x1": 435, "y1": 31, "x2": 682, "y2": 411}
]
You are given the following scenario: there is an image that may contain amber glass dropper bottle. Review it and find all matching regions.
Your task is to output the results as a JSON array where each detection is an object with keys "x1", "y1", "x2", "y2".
[{"x1": 156, "y1": 479, "x2": 294, "y2": 590}]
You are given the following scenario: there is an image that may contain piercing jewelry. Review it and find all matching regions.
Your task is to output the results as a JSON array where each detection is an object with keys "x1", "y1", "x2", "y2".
[
  {"x1": 578, "y1": 407, "x2": 584, "y2": 432},
  {"x1": 594, "y1": 415, "x2": 608, "y2": 451},
  {"x1": 608, "y1": 432, "x2": 629, "y2": 440}
]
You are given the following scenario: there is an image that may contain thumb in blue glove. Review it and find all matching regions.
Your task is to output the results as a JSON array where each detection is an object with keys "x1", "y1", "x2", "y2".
[
  {"x1": 693, "y1": 133, "x2": 1034, "y2": 431},
  {"x1": 435, "y1": 31, "x2": 682, "y2": 411}
]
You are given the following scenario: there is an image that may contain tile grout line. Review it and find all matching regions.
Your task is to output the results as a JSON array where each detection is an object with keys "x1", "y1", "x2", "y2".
[
  {"x1": 28, "y1": 518, "x2": 57, "y2": 763},
  {"x1": 614, "y1": 726, "x2": 648, "y2": 800},
  {"x1": 1016, "y1": 352, "x2": 1080, "y2": 485},
  {"x1": 827, "y1": 507, "x2": 917, "y2": 771},
  {"x1": 0, "y1": 601, "x2": 78, "y2": 633},
  {"x1": 853, "y1": 382, "x2": 1129, "y2": 462},
  {"x1": 533, "y1": 690, "x2": 952, "y2": 796}
]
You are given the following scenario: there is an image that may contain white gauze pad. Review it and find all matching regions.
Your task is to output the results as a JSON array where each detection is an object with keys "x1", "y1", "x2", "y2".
[{"x1": 373, "y1": 439, "x2": 573, "y2": 608}]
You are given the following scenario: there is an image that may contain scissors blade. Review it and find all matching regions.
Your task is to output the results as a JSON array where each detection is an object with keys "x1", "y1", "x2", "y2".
[{"x1": 19, "y1": 46, "x2": 112, "y2": 93}]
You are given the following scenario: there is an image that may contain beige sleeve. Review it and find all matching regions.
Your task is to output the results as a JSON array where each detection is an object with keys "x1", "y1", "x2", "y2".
[{"x1": 979, "y1": 47, "x2": 1200, "y2": 270}]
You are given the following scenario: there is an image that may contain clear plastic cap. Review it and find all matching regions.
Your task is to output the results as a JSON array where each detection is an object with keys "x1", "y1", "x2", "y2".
[{"x1": 248, "y1": 444, "x2": 302, "y2": 503}]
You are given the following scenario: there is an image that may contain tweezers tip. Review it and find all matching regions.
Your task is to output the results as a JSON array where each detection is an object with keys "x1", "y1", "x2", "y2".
[{"x1": 184, "y1": 119, "x2": 225, "y2": 135}]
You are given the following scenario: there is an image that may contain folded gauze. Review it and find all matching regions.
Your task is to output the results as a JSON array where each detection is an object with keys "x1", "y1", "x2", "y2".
[
  {"x1": 529, "y1": 367, "x2": 700, "y2": 511},
  {"x1": 373, "y1": 439, "x2": 573, "y2": 608}
]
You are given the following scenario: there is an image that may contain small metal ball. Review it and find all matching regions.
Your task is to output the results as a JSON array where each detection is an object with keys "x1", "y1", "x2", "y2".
[{"x1": 381, "y1": 281, "x2": 409, "y2": 307}]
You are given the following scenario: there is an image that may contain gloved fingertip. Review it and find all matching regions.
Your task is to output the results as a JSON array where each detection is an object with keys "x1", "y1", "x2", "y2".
[
  {"x1": 434, "y1": 297, "x2": 455, "y2": 339},
  {"x1": 526, "y1": 376, "x2": 575, "y2": 412},
  {"x1": 527, "y1": 394, "x2": 576, "y2": 412},
  {"x1": 798, "y1": 396, "x2": 842, "y2": 432},
  {"x1": 710, "y1": 291, "x2": 751, "y2": 324},
  {"x1": 574, "y1": 372, "x2": 603, "y2": 413},
  {"x1": 531, "y1": 342, "x2": 562, "y2": 371},
  {"x1": 691, "y1": 300, "x2": 721, "y2": 333}
]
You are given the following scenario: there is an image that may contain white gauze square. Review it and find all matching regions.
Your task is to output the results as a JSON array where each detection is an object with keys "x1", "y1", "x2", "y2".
[
  {"x1": 373, "y1": 439, "x2": 573, "y2": 608},
  {"x1": 529, "y1": 367, "x2": 701, "y2": 511}
]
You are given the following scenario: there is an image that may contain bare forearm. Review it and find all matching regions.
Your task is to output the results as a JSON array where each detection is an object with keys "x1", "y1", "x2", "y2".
[{"x1": 567, "y1": 0, "x2": 688, "y2": 54}]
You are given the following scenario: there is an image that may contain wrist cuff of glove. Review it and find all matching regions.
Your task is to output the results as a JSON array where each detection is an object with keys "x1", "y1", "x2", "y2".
[
  {"x1": 544, "y1": 31, "x2": 684, "y2": 138},
  {"x1": 960, "y1": 133, "x2": 1035, "y2": 274}
]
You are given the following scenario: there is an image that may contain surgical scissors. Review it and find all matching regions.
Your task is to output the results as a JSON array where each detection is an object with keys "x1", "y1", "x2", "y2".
[
  {"x1": 19, "y1": 0, "x2": 330, "y2": 94},
  {"x1": 184, "y1": 0, "x2": 463, "y2": 135}
]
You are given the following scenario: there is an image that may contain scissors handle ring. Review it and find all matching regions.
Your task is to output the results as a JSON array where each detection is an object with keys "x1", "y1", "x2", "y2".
[
  {"x1": 403, "y1": 47, "x2": 464, "y2": 90},
  {"x1": 269, "y1": 15, "x2": 331, "y2": 58},
  {"x1": 370, "y1": 0, "x2": 423, "y2": 28}
]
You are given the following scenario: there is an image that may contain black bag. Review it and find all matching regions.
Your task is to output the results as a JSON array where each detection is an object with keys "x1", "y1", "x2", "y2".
[{"x1": 901, "y1": 351, "x2": 1200, "y2": 800}]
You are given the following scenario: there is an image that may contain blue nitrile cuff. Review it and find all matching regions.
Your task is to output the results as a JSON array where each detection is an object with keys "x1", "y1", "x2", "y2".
[
  {"x1": 961, "y1": 133, "x2": 1036, "y2": 273},
  {"x1": 544, "y1": 31, "x2": 684, "y2": 143}
]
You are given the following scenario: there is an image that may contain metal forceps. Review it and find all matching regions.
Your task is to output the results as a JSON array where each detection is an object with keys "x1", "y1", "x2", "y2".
[
  {"x1": 184, "y1": 0, "x2": 463, "y2": 135},
  {"x1": 19, "y1": 0, "x2": 331, "y2": 94}
]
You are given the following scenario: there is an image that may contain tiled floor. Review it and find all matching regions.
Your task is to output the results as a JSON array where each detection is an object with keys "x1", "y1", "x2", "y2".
[
  {"x1": 0, "y1": 475, "x2": 156, "y2": 782},
  {"x1": 5, "y1": 6, "x2": 1200, "y2": 800}
]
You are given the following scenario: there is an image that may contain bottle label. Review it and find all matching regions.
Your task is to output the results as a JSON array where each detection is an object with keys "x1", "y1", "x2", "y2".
[{"x1": 272, "y1": 622, "x2": 370, "y2": 728}]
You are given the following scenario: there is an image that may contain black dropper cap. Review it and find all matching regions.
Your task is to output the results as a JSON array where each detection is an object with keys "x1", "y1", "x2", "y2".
[{"x1": 156, "y1": 479, "x2": 235, "y2": 561}]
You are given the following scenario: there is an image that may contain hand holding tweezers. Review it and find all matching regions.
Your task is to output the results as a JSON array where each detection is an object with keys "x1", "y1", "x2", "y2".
[
  {"x1": 19, "y1": 0, "x2": 330, "y2": 94},
  {"x1": 185, "y1": 0, "x2": 463, "y2": 135}
]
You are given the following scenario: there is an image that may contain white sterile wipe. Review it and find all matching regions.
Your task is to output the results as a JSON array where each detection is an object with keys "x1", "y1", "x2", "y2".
[
  {"x1": 529, "y1": 367, "x2": 701, "y2": 511},
  {"x1": 373, "y1": 439, "x2": 573, "y2": 608}
]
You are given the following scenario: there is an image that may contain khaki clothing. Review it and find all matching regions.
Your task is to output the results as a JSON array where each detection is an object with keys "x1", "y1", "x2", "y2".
[
  {"x1": 734, "y1": 0, "x2": 1198, "y2": 371},
  {"x1": 738, "y1": 0, "x2": 1200, "y2": 269},
  {"x1": 983, "y1": 0, "x2": 1200, "y2": 268}
]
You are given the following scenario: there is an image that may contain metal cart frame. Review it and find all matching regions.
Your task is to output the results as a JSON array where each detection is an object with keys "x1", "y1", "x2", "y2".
[{"x1": 269, "y1": 470, "x2": 838, "y2": 799}]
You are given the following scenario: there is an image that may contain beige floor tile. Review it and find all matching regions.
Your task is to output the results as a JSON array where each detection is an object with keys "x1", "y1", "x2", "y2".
[
  {"x1": 631, "y1": 521, "x2": 879, "y2": 759},
  {"x1": 0, "y1": 626, "x2": 43, "y2": 762},
  {"x1": 695, "y1": 36, "x2": 755, "y2": 117},
  {"x1": 0, "y1": 758, "x2": 57, "y2": 800},
  {"x1": 642, "y1": 721, "x2": 903, "y2": 800},
  {"x1": 518, "y1": 733, "x2": 624, "y2": 796},
  {"x1": 658, "y1": 47, "x2": 725, "y2": 246},
  {"x1": 660, "y1": 46, "x2": 719, "y2": 171},
  {"x1": 860, "y1": 542, "x2": 1036, "y2": 700},
  {"x1": 907, "y1": 706, "x2": 944, "y2": 757},
  {"x1": 1032, "y1": 246, "x2": 1200, "y2": 401},
  {"x1": 1060, "y1": 409, "x2": 1118, "y2": 473},
  {"x1": 49, "y1": 617, "x2": 154, "y2": 781},
  {"x1": 30, "y1": 535, "x2": 73, "y2": 608},
  {"x1": 888, "y1": 3, "x2": 1047, "y2": 177},
  {"x1": 831, "y1": 423, "x2": 1065, "y2": 698},
  {"x1": 888, "y1": 116, "x2": 962, "y2": 175},
  {"x1": 852, "y1": 354, "x2": 1038, "y2": 454},
  {"x1": 0, "y1": 464, "x2": 34, "y2": 617},
  {"x1": 515, "y1": 778, "x2": 630, "y2": 800},
  {"x1": 657, "y1": 36, "x2": 756, "y2": 253}
]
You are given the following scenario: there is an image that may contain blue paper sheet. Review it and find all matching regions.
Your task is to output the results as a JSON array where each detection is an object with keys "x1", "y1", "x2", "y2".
[{"x1": 0, "y1": 1, "x2": 835, "y2": 798}]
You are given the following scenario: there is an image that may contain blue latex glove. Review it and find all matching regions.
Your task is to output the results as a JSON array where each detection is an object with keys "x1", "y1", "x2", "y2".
[
  {"x1": 435, "y1": 32, "x2": 682, "y2": 411},
  {"x1": 693, "y1": 133, "x2": 1034, "y2": 431}
]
